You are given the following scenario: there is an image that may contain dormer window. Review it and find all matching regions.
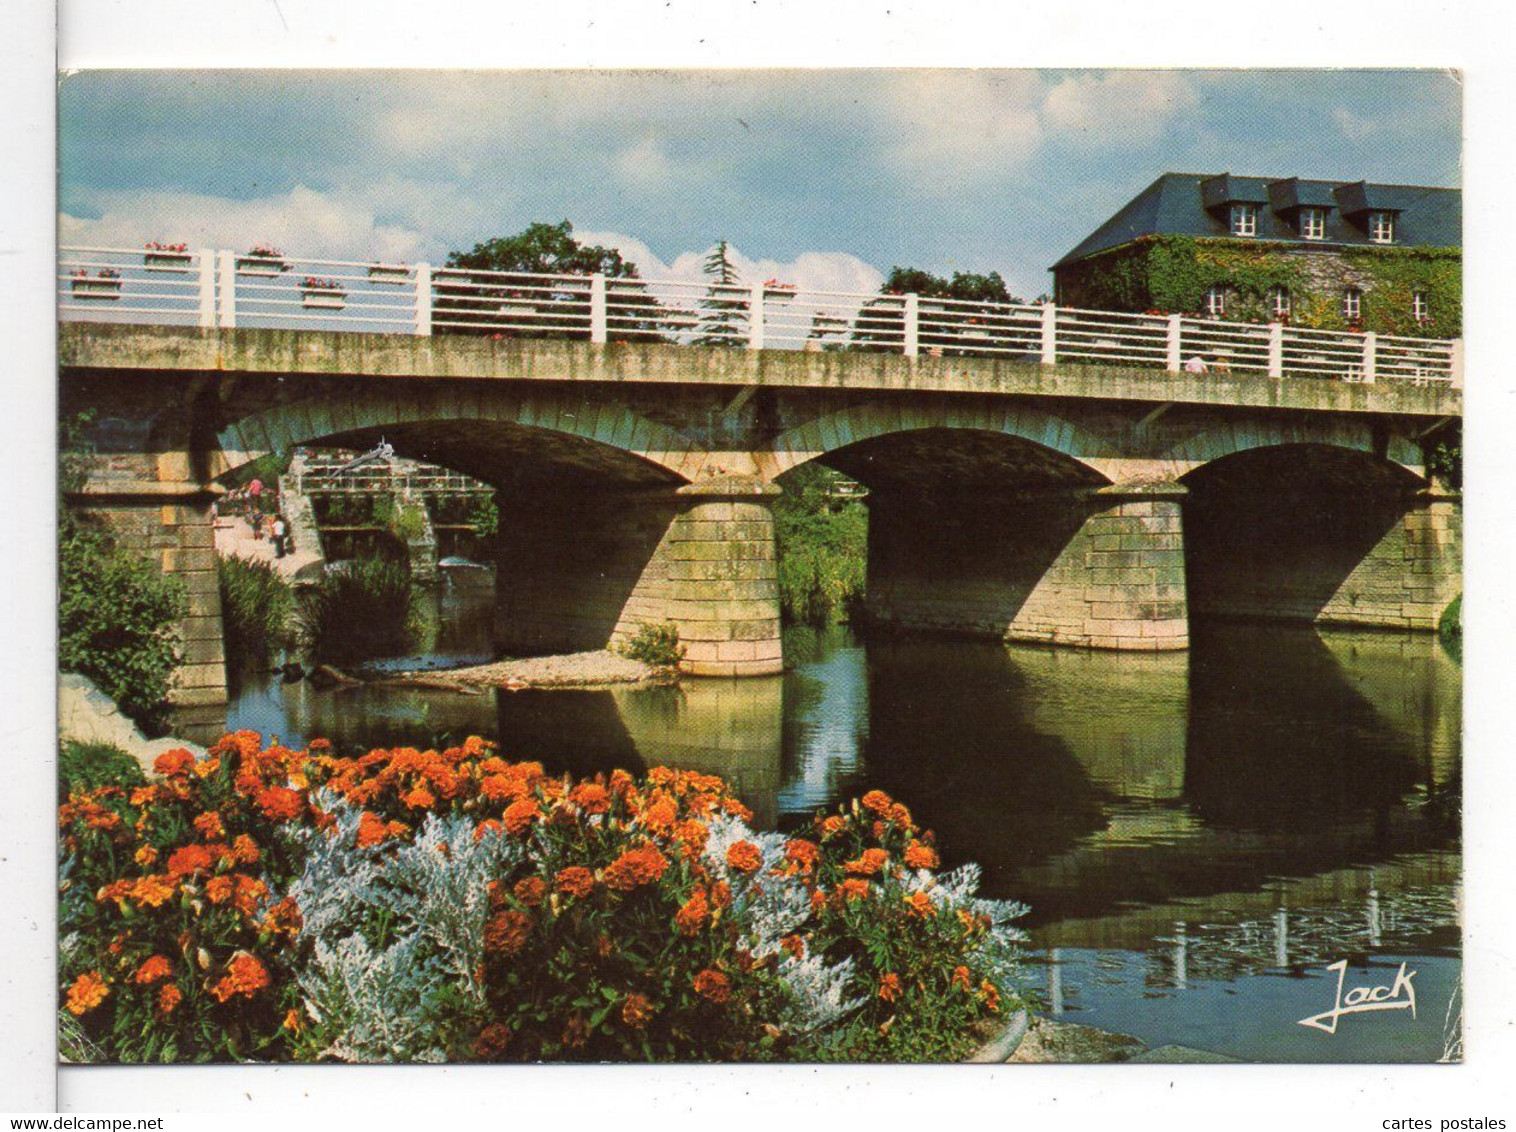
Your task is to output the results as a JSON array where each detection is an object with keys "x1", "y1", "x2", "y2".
[
  {"x1": 1300, "y1": 207, "x2": 1326, "y2": 240},
  {"x1": 1230, "y1": 203, "x2": 1259, "y2": 237},
  {"x1": 1369, "y1": 211, "x2": 1395, "y2": 243}
]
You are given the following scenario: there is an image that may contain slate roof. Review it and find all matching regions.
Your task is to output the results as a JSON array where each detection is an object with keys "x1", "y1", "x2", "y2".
[{"x1": 1053, "y1": 172, "x2": 1461, "y2": 268}]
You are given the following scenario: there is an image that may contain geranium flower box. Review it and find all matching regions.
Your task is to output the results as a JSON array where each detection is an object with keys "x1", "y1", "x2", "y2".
[
  {"x1": 143, "y1": 243, "x2": 192, "y2": 273},
  {"x1": 300, "y1": 277, "x2": 347, "y2": 310},
  {"x1": 762, "y1": 280, "x2": 797, "y2": 303},
  {"x1": 237, "y1": 246, "x2": 289, "y2": 276},
  {"x1": 70, "y1": 270, "x2": 121, "y2": 299},
  {"x1": 367, "y1": 265, "x2": 411, "y2": 285}
]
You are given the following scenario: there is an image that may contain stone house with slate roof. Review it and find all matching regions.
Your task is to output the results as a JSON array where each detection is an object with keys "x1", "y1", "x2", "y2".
[{"x1": 1052, "y1": 173, "x2": 1461, "y2": 338}]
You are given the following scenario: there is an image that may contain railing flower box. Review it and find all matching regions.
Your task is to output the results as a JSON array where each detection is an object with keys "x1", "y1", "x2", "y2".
[
  {"x1": 762, "y1": 279, "x2": 797, "y2": 303},
  {"x1": 237, "y1": 245, "x2": 290, "y2": 276},
  {"x1": 143, "y1": 242, "x2": 192, "y2": 272},
  {"x1": 69, "y1": 268, "x2": 121, "y2": 299},
  {"x1": 299, "y1": 277, "x2": 347, "y2": 310},
  {"x1": 367, "y1": 264, "x2": 411, "y2": 284}
]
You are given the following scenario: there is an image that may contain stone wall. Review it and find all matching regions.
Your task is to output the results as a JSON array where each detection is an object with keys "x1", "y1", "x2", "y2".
[{"x1": 865, "y1": 484, "x2": 1188, "y2": 650}]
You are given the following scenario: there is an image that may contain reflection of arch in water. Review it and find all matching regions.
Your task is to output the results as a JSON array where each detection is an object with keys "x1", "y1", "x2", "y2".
[
  {"x1": 1185, "y1": 623, "x2": 1433, "y2": 833},
  {"x1": 1002, "y1": 646, "x2": 1189, "y2": 801}
]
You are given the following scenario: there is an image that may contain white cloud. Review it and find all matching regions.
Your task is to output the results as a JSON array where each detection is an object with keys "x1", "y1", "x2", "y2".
[
  {"x1": 1332, "y1": 107, "x2": 1379, "y2": 141},
  {"x1": 614, "y1": 137, "x2": 676, "y2": 189},
  {"x1": 577, "y1": 231, "x2": 885, "y2": 297},
  {"x1": 59, "y1": 185, "x2": 447, "y2": 265},
  {"x1": 1041, "y1": 71, "x2": 1199, "y2": 144},
  {"x1": 874, "y1": 71, "x2": 1045, "y2": 183}
]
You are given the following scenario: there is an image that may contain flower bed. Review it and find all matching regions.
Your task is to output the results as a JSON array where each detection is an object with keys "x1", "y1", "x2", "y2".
[{"x1": 59, "y1": 733, "x2": 1025, "y2": 1063}]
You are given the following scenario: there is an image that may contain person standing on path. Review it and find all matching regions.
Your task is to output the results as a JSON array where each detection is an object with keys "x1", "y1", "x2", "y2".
[
  {"x1": 272, "y1": 515, "x2": 289, "y2": 559},
  {"x1": 247, "y1": 477, "x2": 264, "y2": 522}
]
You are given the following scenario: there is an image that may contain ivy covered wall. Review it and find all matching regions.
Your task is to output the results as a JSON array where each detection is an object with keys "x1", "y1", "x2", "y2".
[{"x1": 1054, "y1": 235, "x2": 1461, "y2": 338}]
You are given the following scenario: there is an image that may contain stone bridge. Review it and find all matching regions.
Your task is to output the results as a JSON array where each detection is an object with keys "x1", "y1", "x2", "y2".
[{"x1": 60, "y1": 322, "x2": 1462, "y2": 709}]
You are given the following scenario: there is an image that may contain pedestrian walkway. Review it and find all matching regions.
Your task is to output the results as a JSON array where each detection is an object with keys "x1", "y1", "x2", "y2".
[{"x1": 214, "y1": 513, "x2": 324, "y2": 583}]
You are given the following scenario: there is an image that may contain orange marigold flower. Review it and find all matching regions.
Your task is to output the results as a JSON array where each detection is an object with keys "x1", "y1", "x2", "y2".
[
  {"x1": 484, "y1": 910, "x2": 534, "y2": 956},
  {"x1": 819, "y1": 815, "x2": 846, "y2": 840},
  {"x1": 262, "y1": 896, "x2": 303, "y2": 937},
  {"x1": 256, "y1": 786, "x2": 303, "y2": 821},
  {"x1": 156, "y1": 984, "x2": 182, "y2": 1017},
  {"x1": 710, "y1": 880, "x2": 733, "y2": 909},
  {"x1": 209, "y1": 953, "x2": 271, "y2": 1002},
  {"x1": 641, "y1": 796, "x2": 678, "y2": 831},
  {"x1": 809, "y1": 888, "x2": 828, "y2": 912},
  {"x1": 193, "y1": 811, "x2": 225, "y2": 840},
  {"x1": 861, "y1": 789, "x2": 893, "y2": 816},
  {"x1": 674, "y1": 819, "x2": 709, "y2": 854},
  {"x1": 356, "y1": 810, "x2": 396, "y2": 848},
  {"x1": 569, "y1": 782, "x2": 610, "y2": 815},
  {"x1": 903, "y1": 841, "x2": 938, "y2": 870},
  {"x1": 192, "y1": 756, "x2": 221, "y2": 779},
  {"x1": 889, "y1": 802, "x2": 913, "y2": 828},
  {"x1": 133, "y1": 845, "x2": 158, "y2": 868},
  {"x1": 603, "y1": 844, "x2": 671, "y2": 891},
  {"x1": 783, "y1": 839, "x2": 820, "y2": 874},
  {"x1": 205, "y1": 875, "x2": 235, "y2": 904},
  {"x1": 133, "y1": 955, "x2": 173, "y2": 985},
  {"x1": 479, "y1": 774, "x2": 521, "y2": 803},
  {"x1": 512, "y1": 876, "x2": 547, "y2": 908},
  {"x1": 473, "y1": 818, "x2": 503, "y2": 842},
  {"x1": 722, "y1": 797, "x2": 755, "y2": 822},
  {"x1": 609, "y1": 768, "x2": 635, "y2": 796},
  {"x1": 951, "y1": 965, "x2": 972, "y2": 990},
  {"x1": 129, "y1": 785, "x2": 160, "y2": 807},
  {"x1": 903, "y1": 891, "x2": 936, "y2": 918},
  {"x1": 621, "y1": 992, "x2": 655, "y2": 1029},
  {"x1": 725, "y1": 840, "x2": 763, "y2": 874},
  {"x1": 131, "y1": 874, "x2": 177, "y2": 909},
  {"x1": 231, "y1": 833, "x2": 260, "y2": 864},
  {"x1": 153, "y1": 748, "x2": 196, "y2": 778},
  {"x1": 674, "y1": 887, "x2": 709, "y2": 936},
  {"x1": 845, "y1": 848, "x2": 889, "y2": 876},
  {"x1": 554, "y1": 866, "x2": 595, "y2": 898},
  {"x1": 65, "y1": 971, "x2": 110, "y2": 1016},
  {"x1": 693, "y1": 968, "x2": 731, "y2": 1004},
  {"x1": 402, "y1": 785, "x2": 437, "y2": 810},
  {"x1": 979, "y1": 980, "x2": 1001, "y2": 1012},
  {"x1": 781, "y1": 934, "x2": 806, "y2": 960},
  {"x1": 839, "y1": 878, "x2": 870, "y2": 902},
  {"x1": 878, "y1": 973, "x2": 902, "y2": 1003},
  {"x1": 503, "y1": 798, "x2": 541, "y2": 837},
  {"x1": 283, "y1": 1008, "x2": 303, "y2": 1033}
]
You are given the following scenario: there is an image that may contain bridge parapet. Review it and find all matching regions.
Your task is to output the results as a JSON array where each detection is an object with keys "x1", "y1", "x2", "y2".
[{"x1": 59, "y1": 244, "x2": 1463, "y2": 388}]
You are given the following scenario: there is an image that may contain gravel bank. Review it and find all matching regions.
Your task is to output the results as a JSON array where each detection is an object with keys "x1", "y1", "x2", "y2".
[{"x1": 386, "y1": 649, "x2": 664, "y2": 691}]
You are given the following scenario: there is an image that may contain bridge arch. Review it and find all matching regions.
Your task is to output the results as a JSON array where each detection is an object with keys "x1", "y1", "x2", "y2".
[
  {"x1": 211, "y1": 384, "x2": 701, "y2": 486},
  {"x1": 758, "y1": 400, "x2": 1114, "y2": 484},
  {"x1": 1160, "y1": 416, "x2": 1425, "y2": 481}
]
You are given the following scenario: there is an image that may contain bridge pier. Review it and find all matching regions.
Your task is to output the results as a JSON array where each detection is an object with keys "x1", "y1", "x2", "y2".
[
  {"x1": 865, "y1": 480, "x2": 1189, "y2": 650},
  {"x1": 66, "y1": 480, "x2": 230, "y2": 709},
  {"x1": 493, "y1": 476, "x2": 783, "y2": 677}
]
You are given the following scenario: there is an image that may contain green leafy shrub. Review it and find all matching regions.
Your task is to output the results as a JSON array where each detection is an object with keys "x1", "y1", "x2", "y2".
[
  {"x1": 218, "y1": 555, "x2": 298, "y2": 669},
  {"x1": 465, "y1": 494, "x2": 499, "y2": 539},
  {"x1": 58, "y1": 516, "x2": 186, "y2": 733},
  {"x1": 300, "y1": 559, "x2": 419, "y2": 663},
  {"x1": 59, "y1": 740, "x2": 145, "y2": 798},
  {"x1": 620, "y1": 622, "x2": 685, "y2": 667}
]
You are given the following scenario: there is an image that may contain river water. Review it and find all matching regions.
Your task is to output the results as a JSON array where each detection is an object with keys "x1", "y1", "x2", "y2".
[{"x1": 226, "y1": 569, "x2": 1462, "y2": 1063}]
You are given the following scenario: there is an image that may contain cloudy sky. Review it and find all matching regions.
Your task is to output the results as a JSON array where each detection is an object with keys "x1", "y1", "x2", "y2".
[{"x1": 58, "y1": 69, "x2": 1461, "y2": 299}]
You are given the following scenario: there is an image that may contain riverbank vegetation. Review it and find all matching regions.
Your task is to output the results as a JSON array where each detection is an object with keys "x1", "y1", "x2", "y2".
[
  {"x1": 59, "y1": 733, "x2": 1024, "y2": 1063},
  {"x1": 300, "y1": 560, "x2": 421, "y2": 663},
  {"x1": 218, "y1": 556, "x2": 299, "y2": 669},
  {"x1": 58, "y1": 739, "x2": 145, "y2": 797},
  {"x1": 619, "y1": 621, "x2": 685, "y2": 668},
  {"x1": 774, "y1": 464, "x2": 868, "y2": 626},
  {"x1": 1439, "y1": 594, "x2": 1462, "y2": 661}
]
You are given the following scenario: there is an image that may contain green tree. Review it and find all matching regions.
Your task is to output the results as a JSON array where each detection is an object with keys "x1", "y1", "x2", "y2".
[
  {"x1": 852, "y1": 267, "x2": 1023, "y2": 356},
  {"x1": 436, "y1": 220, "x2": 665, "y2": 341},
  {"x1": 694, "y1": 239, "x2": 748, "y2": 347}
]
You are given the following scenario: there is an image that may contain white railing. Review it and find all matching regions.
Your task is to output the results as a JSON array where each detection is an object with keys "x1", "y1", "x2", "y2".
[{"x1": 57, "y1": 245, "x2": 1463, "y2": 388}]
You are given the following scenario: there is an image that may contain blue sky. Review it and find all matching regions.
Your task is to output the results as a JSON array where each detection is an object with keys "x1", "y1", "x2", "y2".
[{"x1": 58, "y1": 69, "x2": 1461, "y2": 298}]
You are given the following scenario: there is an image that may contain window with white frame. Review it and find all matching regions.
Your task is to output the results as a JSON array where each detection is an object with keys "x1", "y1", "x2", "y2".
[
  {"x1": 1269, "y1": 285, "x2": 1291, "y2": 318},
  {"x1": 1342, "y1": 287, "x2": 1363, "y2": 321},
  {"x1": 1230, "y1": 203, "x2": 1259, "y2": 237},
  {"x1": 1206, "y1": 286, "x2": 1228, "y2": 317},
  {"x1": 1300, "y1": 207, "x2": 1326, "y2": 240},
  {"x1": 1369, "y1": 211, "x2": 1395, "y2": 243},
  {"x1": 1413, "y1": 290, "x2": 1430, "y2": 322}
]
